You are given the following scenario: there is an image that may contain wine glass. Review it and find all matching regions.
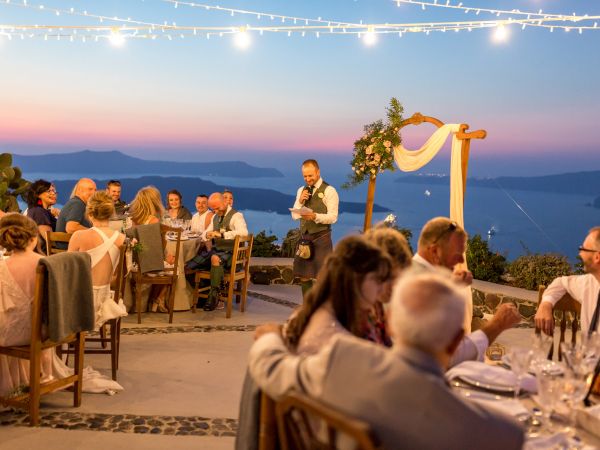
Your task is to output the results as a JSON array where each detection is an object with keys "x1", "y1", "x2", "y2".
[
  {"x1": 556, "y1": 370, "x2": 588, "y2": 432},
  {"x1": 508, "y1": 346, "x2": 534, "y2": 399},
  {"x1": 535, "y1": 365, "x2": 563, "y2": 433}
]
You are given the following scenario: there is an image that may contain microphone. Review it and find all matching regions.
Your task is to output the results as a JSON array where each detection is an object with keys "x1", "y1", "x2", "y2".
[{"x1": 303, "y1": 185, "x2": 313, "y2": 203}]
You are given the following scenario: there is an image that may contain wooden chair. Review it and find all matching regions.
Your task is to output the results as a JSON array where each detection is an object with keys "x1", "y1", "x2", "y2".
[
  {"x1": 60, "y1": 245, "x2": 128, "y2": 380},
  {"x1": 45, "y1": 231, "x2": 72, "y2": 255},
  {"x1": 190, "y1": 234, "x2": 254, "y2": 318},
  {"x1": 259, "y1": 392, "x2": 279, "y2": 450},
  {"x1": 275, "y1": 392, "x2": 381, "y2": 450},
  {"x1": 535, "y1": 285, "x2": 581, "y2": 361},
  {"x1": 131, "y1": 225, "x2": 181, "y2": 324},
  {"x1": 0, "y1": 264, "x2": 85, "y2": 426}
]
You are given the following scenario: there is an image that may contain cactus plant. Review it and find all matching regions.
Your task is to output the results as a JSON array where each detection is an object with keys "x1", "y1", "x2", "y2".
[{"x1": 0, "y1": 153, "x2": 30, "y2": 212}]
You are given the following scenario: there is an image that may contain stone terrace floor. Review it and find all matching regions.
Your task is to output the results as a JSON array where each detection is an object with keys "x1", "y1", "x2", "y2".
[{"x1": 0, "y1": 283, "x2": 536, "y2": 450}]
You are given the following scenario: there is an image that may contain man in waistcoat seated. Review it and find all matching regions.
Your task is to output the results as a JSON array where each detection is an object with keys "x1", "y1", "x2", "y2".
[
  {"x1": 248, "y1": 272, "x2": 524, "y2": 449},
  {"x1": 291, "y1": 159, "x2": 339, "y2": 299},
  {"x1": 188, "y1": 192, "x2": 248, "y2": 311}
]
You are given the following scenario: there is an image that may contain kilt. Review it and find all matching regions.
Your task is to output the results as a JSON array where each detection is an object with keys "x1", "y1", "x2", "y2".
[{"x1": 293, "y1": 230, "x2": 333, "y2": 279}]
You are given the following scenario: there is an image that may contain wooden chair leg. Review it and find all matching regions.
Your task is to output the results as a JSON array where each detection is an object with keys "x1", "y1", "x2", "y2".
[
  {"x1": 135, "y1": 281, "x2": 142, "y2": 324},
  {"x1": 226, "y1": 279, "x2": 235, "y2": 319},
  {"x1": 241, "y1": 277, "x2": 248, "y2": 313},
  {"x1": 115, "y1": 318, "x2": 121, "y2": 370},
  {"x1": 110, "y1": 320, "x2": 118, "y2": 381},
  {"x1": 29, "y1": 343, "x2": 42, "y2": 426},
  {"x1": 167, "y1": 284, "x2": 176, "y2": 324},
  {"x1": 73, "y1": 332, "x2": 85, "y2": 407}
]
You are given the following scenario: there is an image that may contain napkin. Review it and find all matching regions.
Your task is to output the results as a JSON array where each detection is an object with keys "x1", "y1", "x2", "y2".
[
  {"x1": 446, "y1": 361, "x2": 537, "y2": 393},
  {"x1": 524, "y1": 432, "x2": 595, "y2": 450},
  {"x1": 467, "y1": 396, "x2": 529, "y2": 418}
]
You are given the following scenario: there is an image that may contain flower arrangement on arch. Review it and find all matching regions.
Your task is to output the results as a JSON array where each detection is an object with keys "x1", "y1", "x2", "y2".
[{"x1": 343, "y1": 97, "x2": 404, "y2": 188}]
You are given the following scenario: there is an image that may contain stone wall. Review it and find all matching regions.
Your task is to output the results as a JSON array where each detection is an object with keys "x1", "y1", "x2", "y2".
[{"x1": 472, "y1": 288, "x2": 537, "y2": 328}]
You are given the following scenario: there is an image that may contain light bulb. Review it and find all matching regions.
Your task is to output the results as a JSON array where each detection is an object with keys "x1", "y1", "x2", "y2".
[
  {"x1": 492, "y1": 24, "x2": 509, "y2": 43},
  {"x1": 234, "y1": 29, "x2": 251, "y2": 49}
]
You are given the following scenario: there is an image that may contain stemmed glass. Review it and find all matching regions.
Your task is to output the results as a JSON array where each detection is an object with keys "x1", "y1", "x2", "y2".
[
  {"x1": 535, "y1": 364, "x2": 563, "y2": 433},
  {"x1": 508, "y1": 346, "x2": 534, "y2": 399}
]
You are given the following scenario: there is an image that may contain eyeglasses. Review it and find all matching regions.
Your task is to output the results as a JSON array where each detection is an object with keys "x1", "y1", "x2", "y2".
[
  {"x1": 579, "y1": 246, "x2": 600, "y2": 253},
  {"x1": 45, "y1": 188, "x2": 57, "y2": 194},
  {"x1": 432, "y1": 221, "x2": 458, "y2": 244}
]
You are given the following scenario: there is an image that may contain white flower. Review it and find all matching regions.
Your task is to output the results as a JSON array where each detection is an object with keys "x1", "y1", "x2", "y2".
[
  {"x1": 365, "y1": 145, "x2": 373, "y2": 155},
  {"x1": 384, "y1": 214, "x2": 396, "y2": 224}
]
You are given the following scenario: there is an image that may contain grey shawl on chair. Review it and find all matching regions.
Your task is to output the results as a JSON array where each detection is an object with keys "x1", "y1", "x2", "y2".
[
  {"x1": 40, "y1": 252, "x2": 95, "y2": 342},
  {"x1": 126, "y1": 223, "x2": 164, "y2": 273}
]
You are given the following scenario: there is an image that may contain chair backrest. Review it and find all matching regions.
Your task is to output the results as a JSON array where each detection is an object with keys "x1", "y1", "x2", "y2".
[
  {"x1": 275, "y1": 392, "x2": 381, "y2": 450},
  {"x1": 45, "y1": 231, "x2": 72, "y2": 256},
  {"x1": 112, "y1": 244, "x2": 128, "y2": 301},
  {"x1": 536, "y1": 285, "x2": 581, "y2": 361},
  {"x1": 230, "y1": 234, "x2": 254, "y2": 277},
  {"x1": 30, "y1": 264, "x2": 48, "y2": 345},
  {"x1": 159, "y1": 224, "x2": 182, "y2": 276}
]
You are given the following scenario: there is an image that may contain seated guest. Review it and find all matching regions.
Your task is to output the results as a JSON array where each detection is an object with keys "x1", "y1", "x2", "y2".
[
  {"x1": 415, "y1": 217, "x2": 520, "y2": 366},
  {"x1": 363, "y1": 226, "x2": 413, "y2": 346},
  {"x1": 68, "y1": 192, "x2": 127, "y2": 329},
  {"x1": 166, "y1": 189, "x2": 192, "y2": 221},
  {"x1": 129, "y1": 186, "x2": 164, "y2": 226},
  {"x1": 284, "y1": 235, "x2": 393, "y2": 355},
  {"x1": 223, "y1": 189, "x2": 234, "y2": 208},
  {"x1": 25, "y1": 179, "x2": 60, "y2": 254},
  {"x1": 56, "y1": 178, "x2": 96, "y2": 234},
  {"x1": 106, "y1": 180, "x2": 127, "y2": 216},
  {"x1": 190, "y1": 194, "x2": 214, "y2": 234},
  {"x1": 535, "y1": 226, "x2": 600, "y2": 336},
  {"x1": 249, "y1": 272, "x2": 524, "y2": 450},
  {"x1": 0, "y1": 214, "x2": 123, "y2": 397},
  {"x1": 199, "y1": 192, "x2": 248, "y2": 311}
]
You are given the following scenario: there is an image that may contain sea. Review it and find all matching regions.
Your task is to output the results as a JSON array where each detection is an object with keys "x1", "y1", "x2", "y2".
[{"x1": 26, "y1": 169, "x2": 600, "y2": 265}]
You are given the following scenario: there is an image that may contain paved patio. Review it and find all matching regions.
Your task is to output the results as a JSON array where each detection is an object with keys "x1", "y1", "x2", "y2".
[{"x1": 0, "y1": 283, "x2": 535, "y2": 449}]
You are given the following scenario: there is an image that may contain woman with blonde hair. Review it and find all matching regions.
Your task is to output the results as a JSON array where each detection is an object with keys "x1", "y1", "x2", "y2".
[
  {"x1": 68, "y1": 191, "x2": 127, "y2": 329},
  {"x1": 129, "y1": 186, "x2": 164, "y2": 226}
]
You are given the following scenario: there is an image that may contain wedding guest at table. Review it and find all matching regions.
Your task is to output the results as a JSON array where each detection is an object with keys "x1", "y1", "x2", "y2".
[
  {"x1": 25, "y1": 179, "x2": 60, "y2": 254},
  {"x1": 56, "y1": 178, "x2": 96, "y2": 234},
  {"x1": 166, "y1": 189, "x2": 192, "y2": 221},
  {"x1": 249, "y1": 272, "x2": 524, "y2": 450},
  {"x1": 106, "y1": 180, "x2": 127, "y2": 216},
  {"x1": 129, "y1": 186, "x2": 164, "y2": 226},
  {"x1": 223, "y1": 189, "x2": 234, "y2": 208},
  {"x1": 190, "y1": 194, "x2": 214, "y2": 234},
  {"x1": 68, "y1": 191, "x2": 127, "y2": 329},
  {"x1": 284, "y1": 235, "x2": 393, "y2": 355},
  {"x1": 291, "y1": 159, "x2": 339, "y2": 300},
  {"x1": 535, "y1": 226, "x2": 600, "y2": 336},
  {"x1": 363, "y1": 226, "x2": 413, "y2": 346},
  {"x1": 199, "y1": 192, "x2": 248, "y2": 311},
  {"x1": 414, "y1": 217, "x2": 520, "y2": 366},
  {"x1": 0, "y1": 214, "x2": 123, "y2": 397}
]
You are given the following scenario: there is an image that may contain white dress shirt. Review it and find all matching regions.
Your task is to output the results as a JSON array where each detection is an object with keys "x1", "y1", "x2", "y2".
[
  {"x1": 190, "y1": 210, "x2": 212, "y2": 234},
  {"x1": 291, "y1": 178, "x2": 339, "y2": 225},
  {"x1": 202, "y1": 206, "x2": 248, "y2": 241},
  {"x1": 541, "y1": 273, "x2": 600, "y2": 334},
  {"x1": 412, "y1": 254, "x2": 489, "y2": 366}
]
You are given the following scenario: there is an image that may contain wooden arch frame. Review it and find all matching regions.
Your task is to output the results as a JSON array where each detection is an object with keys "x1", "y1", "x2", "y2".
[{"x1": 363, "y1": 112, "x2": 487, "y2": 231}]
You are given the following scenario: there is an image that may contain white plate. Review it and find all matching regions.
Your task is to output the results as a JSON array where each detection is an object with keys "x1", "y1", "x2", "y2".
[
  {"x1": 167, "y1": 235, "x2": 188, "y2": 241},
  {"x1": 457, "y1": 375, "x2": 516, "y2": 393}
]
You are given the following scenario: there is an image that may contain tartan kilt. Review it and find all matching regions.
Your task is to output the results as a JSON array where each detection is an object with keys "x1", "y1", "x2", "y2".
[{"x1": 293, "y1": 230, "x2": 333, "y2": 279}]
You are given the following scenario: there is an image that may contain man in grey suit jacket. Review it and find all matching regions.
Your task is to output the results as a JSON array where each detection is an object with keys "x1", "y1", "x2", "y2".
[
  {"x1": 248, "y1": 272, "x2": 524, "y2": 450},
  {"x1": 414, "y1": 216, "x2": 521, "y2": 366}
]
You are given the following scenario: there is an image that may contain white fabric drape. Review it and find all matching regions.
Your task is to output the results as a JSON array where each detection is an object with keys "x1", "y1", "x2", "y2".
[{"x1": 393, "y1": 123, "x2": 473, "y2": 332}]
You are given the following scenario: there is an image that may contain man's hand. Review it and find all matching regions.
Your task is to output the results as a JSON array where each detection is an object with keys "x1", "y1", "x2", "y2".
[
  {"x1": 300, "y1": 212, "x2": 316, "y2": 221},
  {"x1": 207, "y1": 231, "x2": 222, "y2": 239},
  {"x1": 452, "y1": 268, "x2": 473, "y2": 285},
  {"x1": 50, "y1": 207, "x2": 60, "y2": 218},
  {"x1": 254, "y1": 323, "x2": 282, "y2": 340},
  {"x1": 480, "y1": 303, "x2": 521, "y2": 344},
  {"x1": 299, "y1": 189, "x2": 312, "y2": 205},
  {"x1": 534, "y1": 302, "x2": 555, "y2": 336}
]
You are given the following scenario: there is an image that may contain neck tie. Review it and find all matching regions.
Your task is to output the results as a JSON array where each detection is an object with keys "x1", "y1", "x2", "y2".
[{"x1": 588, "y1": 290, "x2": 600, "y2": 337}]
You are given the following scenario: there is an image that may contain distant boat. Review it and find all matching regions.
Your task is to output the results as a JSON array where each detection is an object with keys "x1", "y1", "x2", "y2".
[
  {"x1": 424, "y1": 190, "x2": 431, "y2": 197},
  {"x1": 487, "y1": 226, "x2": 497, "y2": 237}
]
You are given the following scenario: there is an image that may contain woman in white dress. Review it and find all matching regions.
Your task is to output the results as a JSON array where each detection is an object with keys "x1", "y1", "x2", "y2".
[{"x1": 68, "y1": 191, "x2": 127, "y2": 329}]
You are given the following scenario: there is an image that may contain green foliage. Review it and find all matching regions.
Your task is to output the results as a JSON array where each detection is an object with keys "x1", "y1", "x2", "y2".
[
  {"x1": 251, "y1": 230, "x2": 281, "y2": 257},
  {"x1": 343, "y1": 98, "x2": 404, "y2": 189},
  {"x1": 281, "y1": 228, "x2": 301, "y2": 258},
  {"x1": 507, "y1": 253, "x2": 573, "y2": 290},
  {"x1": 466, "y1": 235, "x2": 507, "y2": 283},
  {"x1": 0, "y1": 152, "x2": 30, "y2": 212}
]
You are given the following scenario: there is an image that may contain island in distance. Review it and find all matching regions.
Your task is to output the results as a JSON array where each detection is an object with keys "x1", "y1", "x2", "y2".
[
  {"x1": 13, "y1": 150, "x2": 284, "y2": 178},
  {"x1": 52, "y1": 176, "x2": 391, "y2": 215}
]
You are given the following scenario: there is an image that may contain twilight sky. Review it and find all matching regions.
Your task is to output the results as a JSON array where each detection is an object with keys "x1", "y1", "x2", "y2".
[{"x1": 1, "y1": 0, "x2": 599, "y2": 176}]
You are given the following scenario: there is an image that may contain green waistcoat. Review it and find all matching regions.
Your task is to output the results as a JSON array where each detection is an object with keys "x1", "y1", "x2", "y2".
[
  {"x1": 300, "y1": 181, "x2": 331, "y2": 235},
  {"x1": 213, "y1": 208, "x2": 238, "y2": 251}
]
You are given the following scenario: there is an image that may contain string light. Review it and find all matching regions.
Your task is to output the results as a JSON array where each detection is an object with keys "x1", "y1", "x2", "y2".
[
  {"x1": 108, "y1": 27, "x2": 125, "y2": 46},
  {"x1": 233, "y1": 27, "x2": 251, "y2": 49},
  {"x1": 492, "y1": 24, "x2": 509, "y2": 43},
  {"x1": 363, "y1": 27, "x2": 377, "y2": 46}
]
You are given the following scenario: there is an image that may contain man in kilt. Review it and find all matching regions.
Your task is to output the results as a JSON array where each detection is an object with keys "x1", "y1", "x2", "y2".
[{"x1": 291, "y1": 159, "x2": 339, "y2": 299}]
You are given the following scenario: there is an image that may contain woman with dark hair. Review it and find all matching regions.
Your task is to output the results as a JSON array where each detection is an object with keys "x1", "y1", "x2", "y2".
[
  {"x1": 166, "y1": 189, "x2": 192, "y2": 221},
  {"x1": 284, "y1": 235, "x2": 393, "y2": 355},
  {"x1": 26, "y1": 179, "x2": 59, "y2": 253}
]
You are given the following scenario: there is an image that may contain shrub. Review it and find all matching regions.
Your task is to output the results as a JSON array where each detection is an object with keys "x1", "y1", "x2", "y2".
[
  {"x1": 507, "y1": 253, "x2": 572, "y2": 290},
  {"x1": 251, "y1": 230, "x2": 281, "y2": 257},
  {"x1": 280, "y1": 228, "x2": 301, "y2": 258},
  {"x1": 466, "y1": 235, "x2": 507, "y2": 283}
]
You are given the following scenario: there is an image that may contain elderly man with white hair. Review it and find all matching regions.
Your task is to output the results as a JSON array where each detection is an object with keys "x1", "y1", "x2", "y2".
[{"x1": 248, "y1": 272, "x2": 524, "y2": 450}]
